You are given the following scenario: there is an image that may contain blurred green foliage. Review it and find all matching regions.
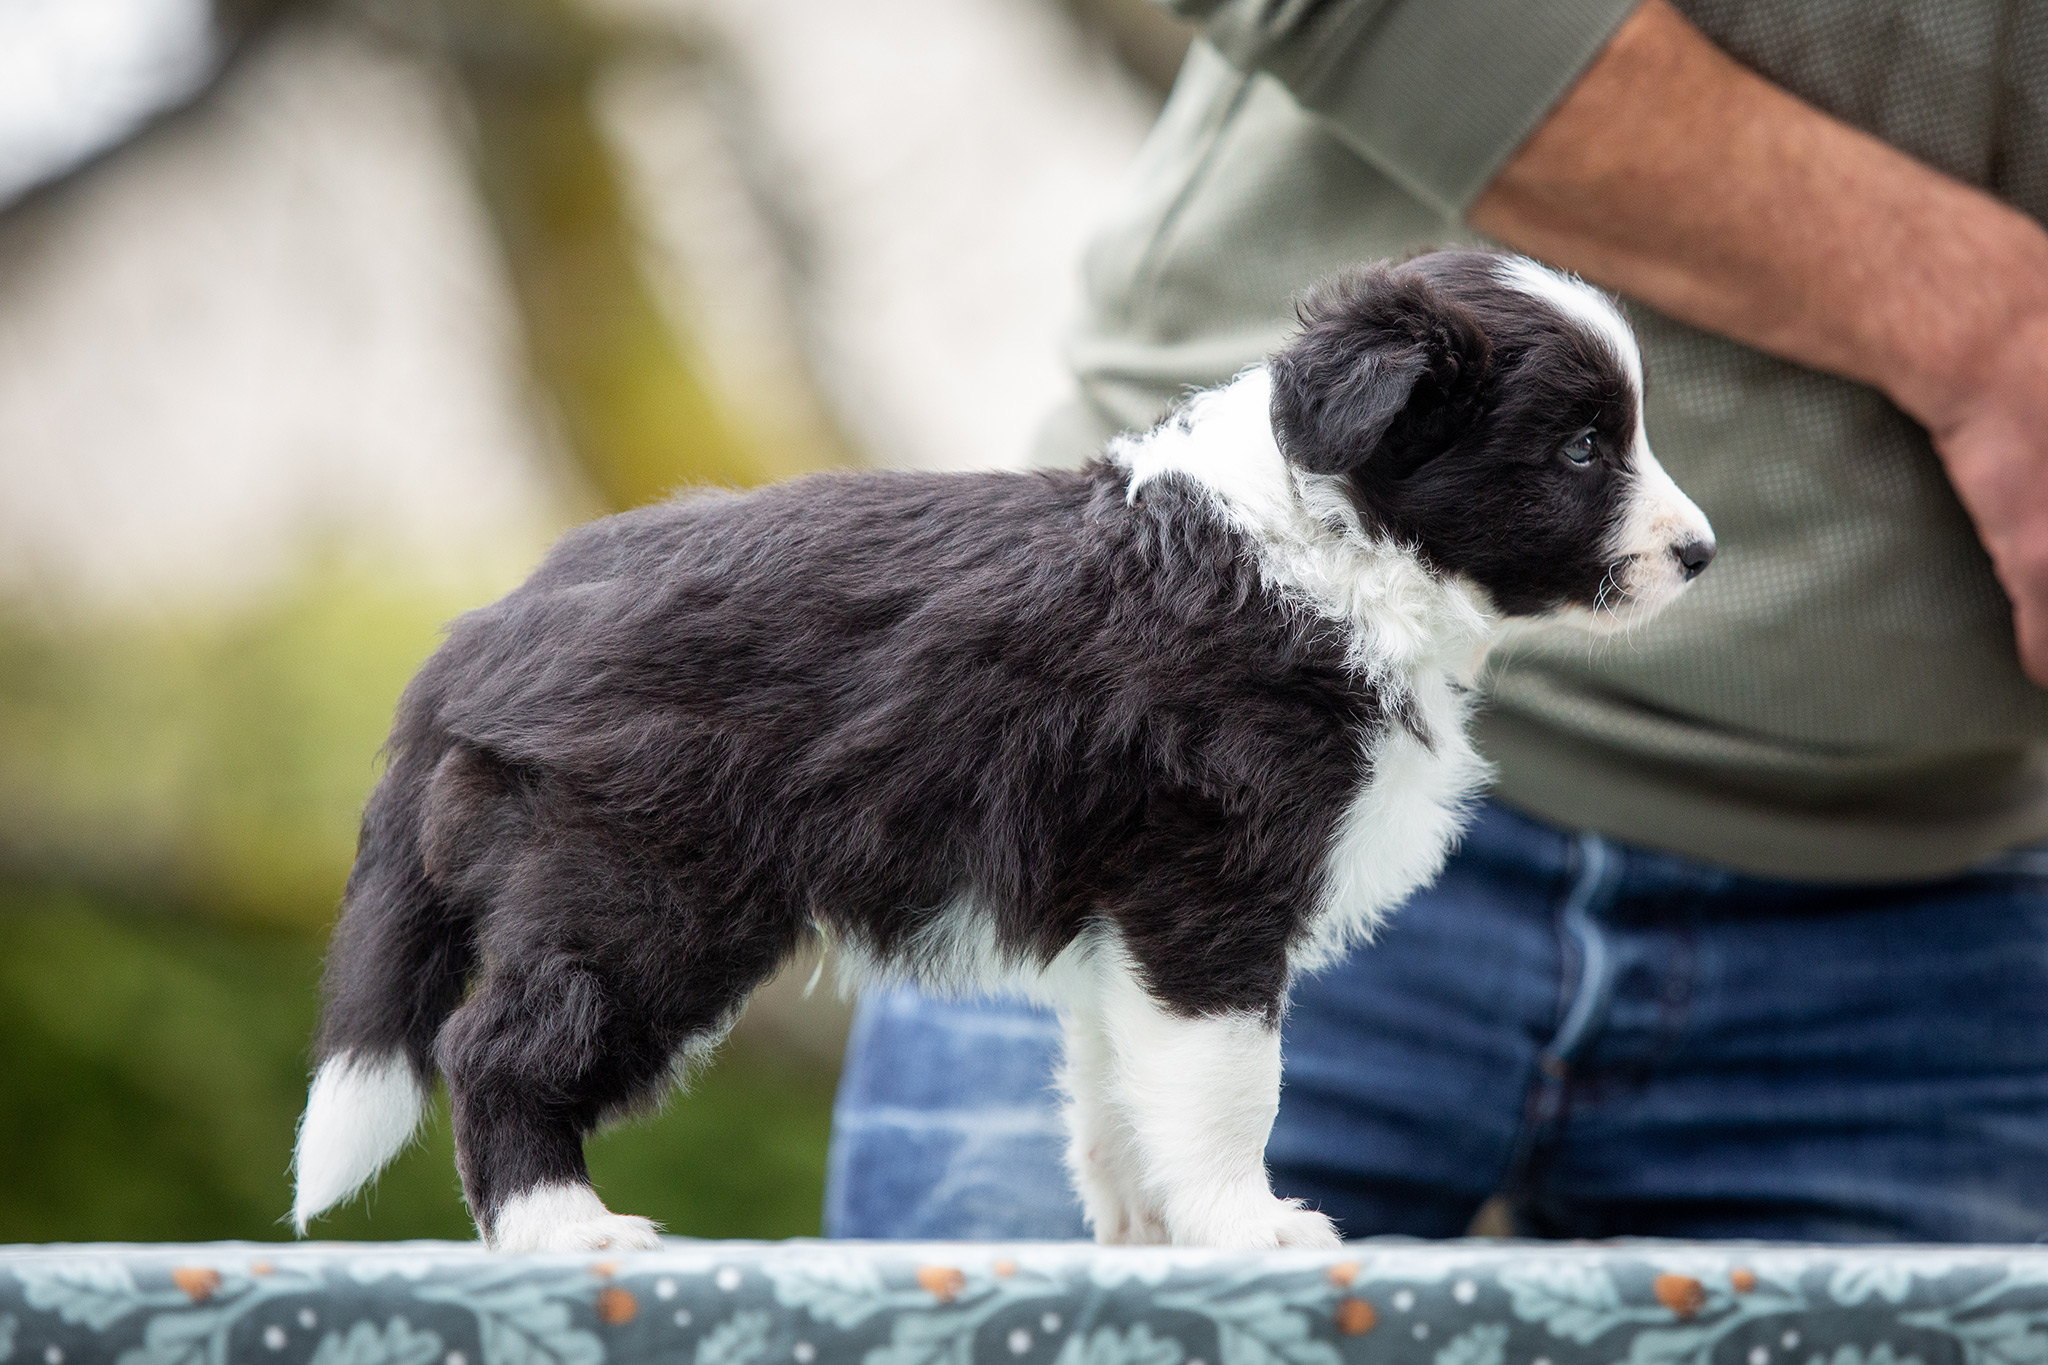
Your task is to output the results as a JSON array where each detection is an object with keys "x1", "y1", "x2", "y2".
[
  {"x1": 463, "y1": 47, "x2": 776, "y2": 507},
  {"x1": 0, "y1": 571, "x2": 472, "y2": 928},
  {"x1": 1, "y1": 0, "x2": 857, "y2": 1246},
  {"x1": 0, "y1": 568, "x2": 836, "y2": 1244},
  {"x1": 413, "y1": 0, "x2": 843, "y2": 505},
  {"x1": 0, "y1": 880, "x2": 834, "y2": 1242}
]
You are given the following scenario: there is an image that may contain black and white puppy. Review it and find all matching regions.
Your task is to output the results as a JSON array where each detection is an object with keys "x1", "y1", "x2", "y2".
[{"x1": 293, "y1": 250, "x2": 1713, "y2": 1252}]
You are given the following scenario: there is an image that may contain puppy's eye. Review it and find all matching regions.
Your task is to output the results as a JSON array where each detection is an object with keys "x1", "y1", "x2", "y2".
[{"x1": 1561, "y1": 430, "x2": 1598, "y2": 466}]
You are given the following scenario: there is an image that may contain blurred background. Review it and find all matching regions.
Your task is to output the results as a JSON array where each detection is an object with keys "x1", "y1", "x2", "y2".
[{"x1": 0, "y1": 0, "x2": 1191, "y2": 1242}]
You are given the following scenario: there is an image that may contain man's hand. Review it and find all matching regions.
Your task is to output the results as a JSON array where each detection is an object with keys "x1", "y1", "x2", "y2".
[
  {"x1": 1923, "y1": 317, "x2": 2048, "y2": 679},
  {"x1": 1469, "y1": 0, "x2": 2048, "y2": 684}
]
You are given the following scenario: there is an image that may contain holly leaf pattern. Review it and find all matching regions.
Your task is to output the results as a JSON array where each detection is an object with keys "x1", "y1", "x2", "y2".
[
  {"x1": 1497, "y1": 1262, "x2": 1636, "y2": 1344},
  {"x1": 17, "y1": 1262, "x2": 156, "y2": 1330},
  {"x1": 764, "y1": 1256, "x2": 903, "y2": 1329},
  {"x1": 114, "y1": 1305, "x2": 236, "y2": 1365},
  {"x1": 695, "y1": 1311, "x2": 772, "y2": 1365},
  {"x1": 1195, "y1": 1291, "x2": 1341, "y2": 1365},
  {"x1": 6, "y1": 1242, "x2": 2048, "y2": 1365},
  {"x1": 1919, "y1": 1312, "x2": 2048, "y2": 1365},
  {"x1": 429, "y1": 1285, "x2": 600, "y2": 1365},
  {"x1": 1435, "y1": 1323, "x2": 1510, "y2": 1365},
  {"x1": 307, "y1": 1319, "x2": 445, "y2": 1365},
  {"x1": 1053, "y1": 1324, "x2": 1185, "y2": 1365},
  {"x1": 862, "y1": 1305, "x2": 996, "y2": 1365}
]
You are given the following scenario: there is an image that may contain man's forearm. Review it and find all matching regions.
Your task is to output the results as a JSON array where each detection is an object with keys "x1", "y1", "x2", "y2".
[
  {"x1": 1468, "y1": 0, "x2": 2048, "y2": 436},
  {"x1": 1470, "y1": 0, "x2": 2048, "y2": 683}
]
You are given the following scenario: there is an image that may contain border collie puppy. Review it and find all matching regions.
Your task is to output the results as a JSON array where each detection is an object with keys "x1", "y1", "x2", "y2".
[{"x1": 293, "y1": 250, "x2": 1713, "y2": 1252}]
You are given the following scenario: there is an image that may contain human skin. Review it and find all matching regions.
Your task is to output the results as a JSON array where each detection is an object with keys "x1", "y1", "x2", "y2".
[{"x1": 1469, "y1": 0, "x2": 2048, "y2": 685}]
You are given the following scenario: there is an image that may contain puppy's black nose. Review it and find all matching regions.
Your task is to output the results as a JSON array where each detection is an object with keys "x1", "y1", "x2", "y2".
[{"x1": 1675, "y1": 539, "x2": 1716, "y2": 580}]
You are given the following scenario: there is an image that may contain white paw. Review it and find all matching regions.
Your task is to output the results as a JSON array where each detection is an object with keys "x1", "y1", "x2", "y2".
[
  {"x1": 497, "y1": 1212, "x2": 663, "y2": 1253},
  {"x1": 487, "y1": 1183, "x2": 663, "y2": 1253},
  {"x1": 1176, "y1": 1197, "x2": 1341, "y2": 1250},
  {"x1": 1074, "y1": 1148, "x2": 1169, "y2": 1245},
  {"x1": 1264, "y1": 1201, "x2": 1343, "y2": 1249},
  {"x1": 1086, "y1": 1195, "x2": 1171, "y2": 1246}
]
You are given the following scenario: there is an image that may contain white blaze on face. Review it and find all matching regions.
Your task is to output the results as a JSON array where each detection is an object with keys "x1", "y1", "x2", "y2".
[
  {"x1": 1494, "y1": 257, "x2": 1714, "y2": 623},
  {"x1": 1611, "y1": 440, "x2": 1713, "y2": 615}
]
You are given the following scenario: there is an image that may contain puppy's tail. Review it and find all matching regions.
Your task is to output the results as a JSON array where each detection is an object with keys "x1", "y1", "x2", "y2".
[{"x1": 293, "y1": 744, "x2": 473, "y2": 1234}]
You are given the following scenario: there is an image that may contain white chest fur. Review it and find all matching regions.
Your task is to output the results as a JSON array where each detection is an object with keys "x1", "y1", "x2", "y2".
[
  {"x1": 1295, "y1": 670, "x2": 1487, "y2": 973},
  {"x1": 1114, "y1": 368, "x2": 1497, "y2": 974}
]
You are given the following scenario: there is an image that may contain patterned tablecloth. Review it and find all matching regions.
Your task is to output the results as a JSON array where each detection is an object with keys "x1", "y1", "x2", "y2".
[{"x1": 2, "y1": 1240, "x2": 2044, "y2": 1365}]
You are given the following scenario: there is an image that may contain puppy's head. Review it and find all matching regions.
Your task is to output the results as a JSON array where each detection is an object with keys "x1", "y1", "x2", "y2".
[{"x1": 1268, "y1": 250, "x2": 1714, "y2": 626}]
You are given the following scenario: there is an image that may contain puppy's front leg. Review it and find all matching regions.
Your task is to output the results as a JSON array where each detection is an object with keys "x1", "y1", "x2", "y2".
[
  {"x1": 1060, "y1": 1002, "x2": 1168, "y2": 1244},
  {"x1": 1097, "y1": 960, "x2": 1339, "y2": 1249}
]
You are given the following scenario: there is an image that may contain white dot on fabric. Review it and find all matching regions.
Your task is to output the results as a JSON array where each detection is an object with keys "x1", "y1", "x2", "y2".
[
  {"x1": 299, "y1": 1310, "x2": 318, "y2": 1330},
  {"x1": 794, "y1": 1343, "x2": 816, "y2": 1363},
  {"x1": 1749, "y1": 1347, "x2": 1768, "y2": 1365},
  {"x1": 656, "y1": 1278, "x2": 678, "y2": 1300},
  {"x1": 1412, "y1": 1324, "x2": 1430, "y2": 1340},
  {"x1": 1453, "y1": 1280, "x2": 1477, "y2": 1304},
  {"x1": 1782, "y1": 1335, "x2": 1801, "y2": 1351},
  {"x1": 1040, "y1": 1314, "x2": 1062, "y2": 1333},
  {"x1": 263, "y1": 1326, "x2": 287, "y2": 1351},
  {"x1": 44, "y1": 1348, "x2": 63, "y2": 1365},
  {"x1": 447, "y1": 1353, "x2": 467, "y2": 1365},
  {"x1": 716, "y1": 1267, "x2": 742, "y2": 1292},
  {"x1": 675, "y1": 1310, "x2": 694, "y2": 1328},
  {"x1": 1008, "y1": 1329, "x2": 1032, "y2": 1354},
  {"x1": 1392, "y1": 1290, "x2": 1416, "y2": 1312}
]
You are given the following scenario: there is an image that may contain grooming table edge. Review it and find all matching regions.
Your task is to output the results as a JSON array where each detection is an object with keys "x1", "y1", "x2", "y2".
[{"x1": 0, "y1": 1239, "x2": 2038, "y2": 1365}]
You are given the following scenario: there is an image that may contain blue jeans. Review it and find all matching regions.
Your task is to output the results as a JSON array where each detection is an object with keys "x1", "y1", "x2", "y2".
[{"x1": 825, "y1": 801, "x2": 2048, "y2": 1242}]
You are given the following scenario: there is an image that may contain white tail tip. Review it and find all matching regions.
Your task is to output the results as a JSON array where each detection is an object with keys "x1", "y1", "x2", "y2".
[{"x1": 292, "y1": 1052, "x2": 427, "y2": 1233}]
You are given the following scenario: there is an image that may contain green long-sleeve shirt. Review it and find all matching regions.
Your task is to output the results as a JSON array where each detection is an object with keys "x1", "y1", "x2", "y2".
[{"x1": 1041, "y1": 0, "x2": 2048, "y2": 881}]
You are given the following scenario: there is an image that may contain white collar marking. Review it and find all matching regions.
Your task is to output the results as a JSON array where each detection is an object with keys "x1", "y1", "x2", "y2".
[{"x1": 1110, "y1": 369, "x2": 1496, "y2": 688}]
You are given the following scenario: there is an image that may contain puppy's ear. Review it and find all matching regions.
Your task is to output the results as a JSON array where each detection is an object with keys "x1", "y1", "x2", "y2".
[{"x1": 1268, "y1": 267, "x2": 1488, "y2": 477}]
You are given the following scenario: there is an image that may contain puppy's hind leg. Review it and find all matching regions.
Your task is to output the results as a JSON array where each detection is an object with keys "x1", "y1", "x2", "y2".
[
  {"x1": 437, "y1": 851, "x2": 787, "y2": 1251},
  {"x1": 438, "y1": 959, "x2": 671, "y2": 1252},
  {"x1": 1096, "y1": 957, "x2": 1339, "y2": 1250}
]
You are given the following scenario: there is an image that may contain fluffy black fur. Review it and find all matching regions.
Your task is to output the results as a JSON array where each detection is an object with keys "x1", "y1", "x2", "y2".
[
  {"x1": 309, "y1": 250, "x2": 1656, "y2": 1237},
  {"x1": 1271, "y1": 252, "x2": 1641, "y2": 615},
  {"x1": 320, "y1": 467, "x2": 1382, "y2": 1224}
]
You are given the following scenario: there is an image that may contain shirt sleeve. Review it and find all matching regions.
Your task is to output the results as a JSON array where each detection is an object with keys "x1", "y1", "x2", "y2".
[{"x1": 1157, "y1": 0, "x2": 1643, "y2": 217}]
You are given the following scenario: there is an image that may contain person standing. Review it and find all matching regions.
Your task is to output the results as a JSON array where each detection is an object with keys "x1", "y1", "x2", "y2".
[{"x1": 828, "y1": 0, "x2": 2048, "y2": 1241}]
